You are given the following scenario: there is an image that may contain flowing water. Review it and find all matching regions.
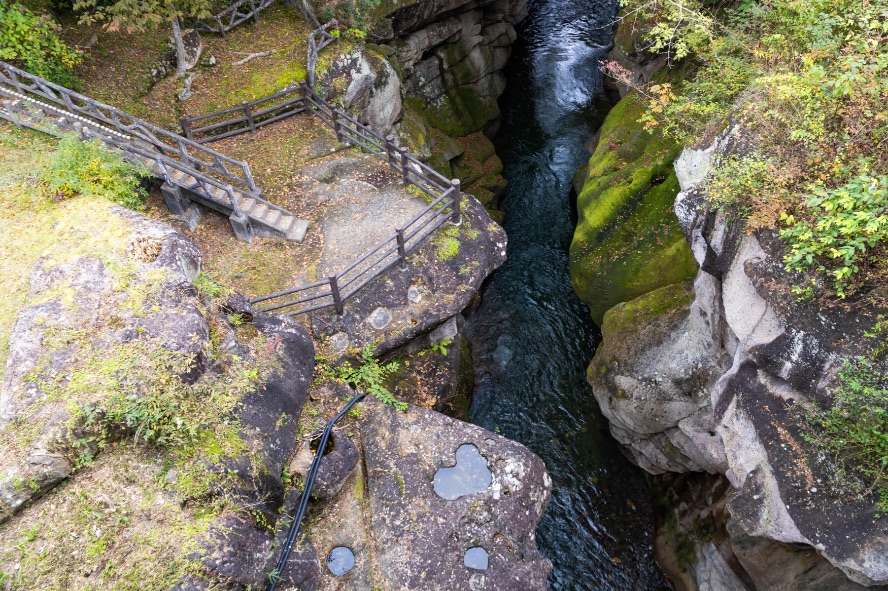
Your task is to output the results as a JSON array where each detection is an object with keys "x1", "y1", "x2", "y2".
[{"x1": 466, "y1": 0, "x2": 671, "y2": 588}]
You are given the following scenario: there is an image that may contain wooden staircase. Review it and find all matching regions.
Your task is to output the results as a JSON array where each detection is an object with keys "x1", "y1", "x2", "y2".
[{"x1": 0, "y1": 64, "x2": 309, "y2": 244}]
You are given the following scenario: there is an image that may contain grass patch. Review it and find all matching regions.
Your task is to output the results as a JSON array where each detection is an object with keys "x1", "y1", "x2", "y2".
[{"x1": 0, "y1": 445, "x2": 218, "y2": 590}]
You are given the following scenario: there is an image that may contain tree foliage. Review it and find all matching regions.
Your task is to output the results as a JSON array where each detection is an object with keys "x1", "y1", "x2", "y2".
[
  {"x1": 0, "y1": 1, "x2": 81, "y2": 86},
  {"x1": 72, "y1": 0, "x2": 213, "y2": 32},
  {"x1": 612, "y1": 0, "x2": 888, "y2": 298}
]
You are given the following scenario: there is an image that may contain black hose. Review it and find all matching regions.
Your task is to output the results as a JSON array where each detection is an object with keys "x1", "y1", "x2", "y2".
[{"x1": 267, "y1": 393, "x2": 366, "y2": 590}]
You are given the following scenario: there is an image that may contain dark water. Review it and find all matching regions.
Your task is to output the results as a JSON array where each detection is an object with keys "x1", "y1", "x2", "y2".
[{"x1": 466, "y1": 0, "x2": 671, "y2": 588}]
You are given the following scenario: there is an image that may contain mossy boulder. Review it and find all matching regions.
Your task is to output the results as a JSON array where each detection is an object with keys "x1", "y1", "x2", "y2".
[
  {"x1": 0, "y1": 201, "x2": 316, "y2": 589},
  {"x1": 405, "y1": 83, "x2": 500, "y2": 138},
  {"x1": 452, "y1": 132, "x2": 505, "y2": 210},
  {"x1": 596, "y1": 279, "x2": 696, "y2": 343},
  {"x1": 569, "y1": 92, "x2": 698, "y2": 324},
  {"x1": 397, "y1": 106, "x2": 434, "y2": 160}
]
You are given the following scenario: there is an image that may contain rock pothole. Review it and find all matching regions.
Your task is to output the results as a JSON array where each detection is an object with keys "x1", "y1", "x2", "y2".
[
  {"x1": 433, "y1": 443, "x2": 492, "y2": 501},
  {"x1": 464, "y1": 547, "x2": 489, "y2": 571},
  {"x1": 326, "y1": 546, "x2": 355, "y2": 576}
]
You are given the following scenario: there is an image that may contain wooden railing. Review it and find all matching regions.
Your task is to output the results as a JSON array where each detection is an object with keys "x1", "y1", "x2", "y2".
[
  {"x1": 180, "y1": 20, "x2": 336, "y2": 143},
  {"x1": 0, "y1": 62, "x2": 263, "y2": 198},
  {"x1": 193, "y1": 0, "x2": 277, "y2": 35},
  {"x1": 249, "y1": 84, "x2": 464, "y2": 317},
  {"x1": 306, "y1": 20, "x2": 336, "y2": 87},
  {"x1": 181, "y1": 86, "x2": 306, "y2": 143}
]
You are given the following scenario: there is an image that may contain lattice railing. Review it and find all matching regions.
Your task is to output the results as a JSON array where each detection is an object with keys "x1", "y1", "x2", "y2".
[
  {"x1": 0, "y1": 62, "x2": 262, "y2": 198},
  {"x1": 193, "y1": 0, "x2": 277, "y2": 35}
]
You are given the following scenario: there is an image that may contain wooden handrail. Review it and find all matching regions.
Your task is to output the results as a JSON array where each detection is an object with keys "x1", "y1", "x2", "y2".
[
  {"x1": 152, "y1": 19, "x2": 469, "y2": 318},
  {"x1": 0, "y1": 61, "x2": 261, "y2": 195},
  {"x1": 192, "y1": 0, "x2": 277, "y2": 35}
]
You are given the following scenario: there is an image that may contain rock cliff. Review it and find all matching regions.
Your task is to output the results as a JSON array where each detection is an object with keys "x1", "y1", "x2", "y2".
[
  {"x1": 573, "y1": 113, "x2": 888, "y2": 588},
  {"x1": 320, "y1": 0, "x2": 524, "y2": 212},
  {"x1": 568, "y1": 17, "x2": 888, "y2": 588}
]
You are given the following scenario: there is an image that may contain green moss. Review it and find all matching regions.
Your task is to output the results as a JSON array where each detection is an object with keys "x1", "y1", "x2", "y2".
[
  {"x1": 569, "y1": 90, "x2": 698, "y2": 324},
  {"x1": 407, "y1": 86, "x2": 499, "y2": 138},
  {"x1": 598, "y1": 281, "x2": 695, "y2": 343},
  {"x1": 435, "y1": 226, "x2": 462, "y2": 261},
  {"x1": 398, "y1": 107, "x2": 432, "y2": 157},
  {"x1": 352, "y1": 471, "x2": 364, "y2": 501}
]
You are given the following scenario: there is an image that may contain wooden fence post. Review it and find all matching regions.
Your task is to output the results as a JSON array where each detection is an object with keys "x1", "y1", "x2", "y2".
[
  {"x1": 243, "y1": 102, "x2": 256, "y2": 133},
  {"x1": 385, "y1": 135, "x2": 398, "y2": 172},
  {"x1": 398, "y1": 147, "x2": 409, "y2": 185},
  {"x1": 329, "y1": 275, "x2": 344, "y2": 315},
  {"x1": 396, "y1": 227, "x2": 407, "y2": 262},
  {"x1": 300, "y1": 82, "x2": 312, "y2": 117},
  {"x1": 180, "y1": 116, "x2": 193, "y2": 140},
  {"x1": 249, "y1": 0, "x2": 259, "y2": 24},
  {"x1": 331, "y1": 109, "x2": 343, "y2": 143},
  {"x1": 450, "y1": 179, "x2": 462, "y2": 224},
  {"x1": 228, "y1": 185, "x2": 244, "y2": 218}
]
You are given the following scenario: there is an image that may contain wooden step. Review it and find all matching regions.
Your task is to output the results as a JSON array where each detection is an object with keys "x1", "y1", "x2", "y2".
[
  {"x1": 265, "y1": 208, "x2": 282, "y2": 226},
  {"x1": 240, "y1": 197, "x2": 256, "y2": 212},
  {"x1": 211, "y1": 186, "x2": 230, "y2": 202},
  {"x1": 285, "y1": 219, "x2": 310, "y2": 243},
  {"x1": 251, "y1": 203, "x2": 268, "y2": 218}
]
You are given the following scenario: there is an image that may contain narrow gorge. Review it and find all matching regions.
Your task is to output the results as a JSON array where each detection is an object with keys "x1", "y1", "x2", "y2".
[{"x1": 0, "y1": 0, "x2": 886, "y2": 589}]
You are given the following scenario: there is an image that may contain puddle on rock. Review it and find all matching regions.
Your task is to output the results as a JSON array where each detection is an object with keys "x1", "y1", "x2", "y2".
[
  {"x1": 464, "y1": 547, "x2": 489, "y2": 571},
  {"x1": 326, "y1": 546, "x2": 355, "y2": 576},
  {"x1": 433, "y1": 444, "x2": 492, "y2": 500}
]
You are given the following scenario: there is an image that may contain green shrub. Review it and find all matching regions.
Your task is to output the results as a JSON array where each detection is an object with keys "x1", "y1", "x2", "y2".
[
  {"x1": 336, "y1": 345, "x2": 406, "y2": 410},
  {"x1": 780, "y1": 175, "x2": 888, "y2": 298},
  {"x1": 38, "y1": 135, "x2": 151, "y2": 211},
  {"x1": 317, "y1": 0, "x2": 381, "y2": 33},
  {"x1": 0, "y1": 1, "x2": 81, "y2": 86},
  {"x1": 800, "y1": 356, "x2": 888, "y2": 512}
]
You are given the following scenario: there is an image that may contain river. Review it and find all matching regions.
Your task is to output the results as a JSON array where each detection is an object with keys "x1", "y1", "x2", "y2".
[{"x1": 465, "y1": 0, "x2": 671, "y2": 588}]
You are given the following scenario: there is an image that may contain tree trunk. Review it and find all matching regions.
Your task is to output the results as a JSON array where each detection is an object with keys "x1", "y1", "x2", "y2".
[{"x1": 171, "y1": 15, "x2": 187, "y2": 78}]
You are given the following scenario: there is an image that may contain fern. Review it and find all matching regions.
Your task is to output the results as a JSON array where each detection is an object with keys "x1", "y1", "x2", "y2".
[{"x1": 336, "y1": 345, "x2": 406, "y2": 410}]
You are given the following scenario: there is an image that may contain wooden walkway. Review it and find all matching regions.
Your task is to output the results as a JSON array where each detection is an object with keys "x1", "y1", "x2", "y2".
[
  {"x1": 0, "y1": 64, "x2": 309, "y2": 243},
  {"x1": 0, "y1": 19, "x2": 471, "y2": 319}
]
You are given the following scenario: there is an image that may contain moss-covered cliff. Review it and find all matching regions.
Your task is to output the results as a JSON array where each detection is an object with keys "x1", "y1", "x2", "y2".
[{"x1": 569, "y1": 91, "x2": 698, "y2": 324}]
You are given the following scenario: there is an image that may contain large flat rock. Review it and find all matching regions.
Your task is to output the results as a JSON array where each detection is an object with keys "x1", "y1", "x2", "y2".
[{"x1": 360, "y1": 400, "x2": 552, "y2": 590}]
